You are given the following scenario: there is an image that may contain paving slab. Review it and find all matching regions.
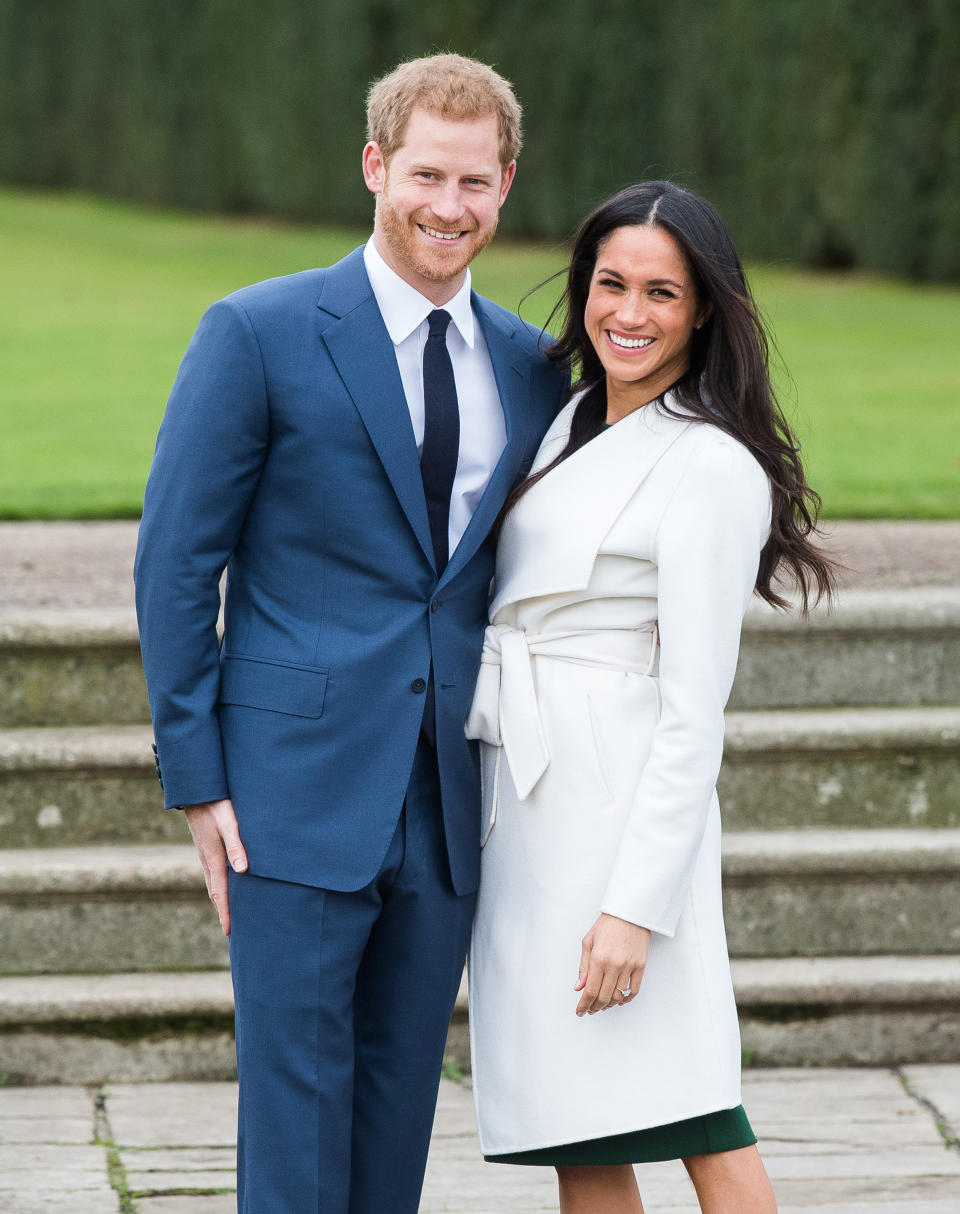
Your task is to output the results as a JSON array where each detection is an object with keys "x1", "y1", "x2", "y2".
[
  {"x1": 786, "y1": 1191, "x2": 960, "y2": 1207},
  {"x1": 0, "y1": 1070, "x2": 956, "y2": 1211},
  {"x1": 134, "y1": 1199, "x2": 234, "y2": 1214},
  {"x1": 0, "y1": 1084, "x2": 95, "y2": 1117},
  {"x1": 0, "y1": 1115, "x2": 93, "y2": 1143},
  {"x1": 903, "y1": 1064, "x2": 960, "y2": 1138},
  {"x1": 0, "y1": 1194, "x2": 119, "y2": 1214},
  {"x1": 118, "y1": 1148, "x2": 237, "y2": 1173},
  {"x1": 777, "y1": 1205, "x2": 960, "y2": 1213},
  {"x1": 0, "y1": 1142, "x2": 110, "y2": 1177},
  {"x1": 127, "y1": 1172, "x2": 237, "y2": 1195},
  {"x1": 106, "y1": 1082, "x2": 237, "y2": 1148}
]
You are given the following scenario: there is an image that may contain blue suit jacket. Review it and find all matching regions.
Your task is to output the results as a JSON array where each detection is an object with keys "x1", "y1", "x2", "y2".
[{"x1": 134, "y1": 247, "x2": 567, "y2": 896}]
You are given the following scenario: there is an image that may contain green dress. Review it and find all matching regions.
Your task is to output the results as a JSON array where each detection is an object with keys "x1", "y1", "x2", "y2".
[{"x1": 485, "y1": 1105, "x2": 756, "y2": 1166}]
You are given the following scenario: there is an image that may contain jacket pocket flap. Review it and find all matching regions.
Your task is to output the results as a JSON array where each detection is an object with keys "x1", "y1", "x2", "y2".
[{"x1": 218, "y1": 656, "x2": 328, "y2": 719}]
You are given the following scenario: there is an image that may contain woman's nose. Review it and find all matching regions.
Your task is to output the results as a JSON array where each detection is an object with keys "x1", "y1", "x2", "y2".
[{"x1": 615, "y1": 291, "x2": 648, "y2": 327}]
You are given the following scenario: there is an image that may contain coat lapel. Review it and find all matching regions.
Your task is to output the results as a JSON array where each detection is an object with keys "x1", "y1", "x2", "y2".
[
  {"x1": 317, "y1": 248, "x2": 435, "y2": 569},
  {"x1": 489, "y1": 396, "x2": 693, "y2": 617},
  {"x1": 438, "y1": 295, "x2": 534, "y2": 587}
]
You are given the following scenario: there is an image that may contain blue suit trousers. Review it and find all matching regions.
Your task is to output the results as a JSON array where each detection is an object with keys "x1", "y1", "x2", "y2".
[{"x1": 228, "y1": 738, "x2": 476, "y2": 1213}]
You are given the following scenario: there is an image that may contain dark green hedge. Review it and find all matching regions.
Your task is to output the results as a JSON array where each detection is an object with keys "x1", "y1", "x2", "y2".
[{"x1": 1, "y1": 0, "x2": 957, "y2": 279}]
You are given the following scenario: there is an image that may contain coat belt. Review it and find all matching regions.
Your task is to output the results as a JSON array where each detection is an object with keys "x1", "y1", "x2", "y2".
[{"x1": 465, "y1": 623, "x2": 659, "y2": 802}]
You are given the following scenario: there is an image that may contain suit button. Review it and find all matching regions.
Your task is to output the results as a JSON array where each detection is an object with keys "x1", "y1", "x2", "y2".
[
  {"x1": 411, "y1": 678, "x2": 427, "y2": 694},
  {"x1": 430, "y1": 599, "x2": 443, "y2": 613}
]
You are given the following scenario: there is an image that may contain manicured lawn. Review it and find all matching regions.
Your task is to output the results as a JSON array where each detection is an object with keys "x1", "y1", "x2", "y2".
[{"x1": 2, "y1": 188, "x2": 957, "y2": 517}]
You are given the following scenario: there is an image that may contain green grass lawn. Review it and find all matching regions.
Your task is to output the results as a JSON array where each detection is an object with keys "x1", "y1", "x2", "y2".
[{"x1": 2, "y1": 188, "x2": 958, "y2": 518}]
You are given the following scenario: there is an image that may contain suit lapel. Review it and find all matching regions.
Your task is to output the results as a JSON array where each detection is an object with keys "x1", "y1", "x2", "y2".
[
  {"x1": 440, "y1": 295, "x2": 533, "y2": 587},
  {"x1": 489, "y1": 399, "x2": 693, "y2": 616},
  {"x1": 317, "y1": 249, "x2": 435, "y2": 569}
]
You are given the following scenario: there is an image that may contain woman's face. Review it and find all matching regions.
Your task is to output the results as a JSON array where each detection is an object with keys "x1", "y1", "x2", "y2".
[{"x1": 584, "y1": 224, "x2": 705, "y2": 407}]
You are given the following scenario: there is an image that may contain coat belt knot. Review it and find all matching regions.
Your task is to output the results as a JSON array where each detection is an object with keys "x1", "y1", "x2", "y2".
[{"x1": 465, "y1": 622, "x2": 659, "y2": 803}]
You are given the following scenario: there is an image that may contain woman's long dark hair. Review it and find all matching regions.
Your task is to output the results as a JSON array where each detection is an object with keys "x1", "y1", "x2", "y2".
[{"x1": 509, "y1": 181, "x2": 837, "y2": 612}]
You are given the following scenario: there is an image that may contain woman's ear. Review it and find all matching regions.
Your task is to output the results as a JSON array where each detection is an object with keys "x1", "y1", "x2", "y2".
[{"x1": 694, "y1": 301, "x2": 714, "y2": 331}]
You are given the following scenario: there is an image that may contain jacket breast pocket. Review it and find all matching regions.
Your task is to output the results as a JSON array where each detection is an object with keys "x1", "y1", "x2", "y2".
[{"x1": 218, "y1": 655, "x2": 328, "y2": 719}]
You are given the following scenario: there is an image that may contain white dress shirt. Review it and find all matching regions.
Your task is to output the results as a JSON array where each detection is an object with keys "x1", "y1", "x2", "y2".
[{"x1": 363, "y1": 237, "x2": 507, "y2": 558}]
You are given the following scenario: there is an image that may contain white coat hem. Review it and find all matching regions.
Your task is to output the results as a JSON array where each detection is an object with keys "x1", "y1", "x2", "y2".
[{"x1": 478, "y1": 1095, "x2": 746, "y2": 1158}]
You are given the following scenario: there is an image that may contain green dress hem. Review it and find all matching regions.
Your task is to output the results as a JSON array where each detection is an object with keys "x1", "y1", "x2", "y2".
[{"x1": 484, "y1": 1104, "x2": 756, "y2": 1166}]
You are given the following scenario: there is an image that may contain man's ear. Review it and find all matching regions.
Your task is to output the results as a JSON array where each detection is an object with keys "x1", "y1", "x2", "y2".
[
  {"x1": 362, "y1": 142, "x2": 387, "y2": 195},
  {"x1": 498, "y1": 159, "x2": 517, "y2": 207}
]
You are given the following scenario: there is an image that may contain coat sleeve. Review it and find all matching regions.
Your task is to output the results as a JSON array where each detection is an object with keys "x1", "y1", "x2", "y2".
[
  {"x1": 600, "y1": 434, "x2": 772, "y2": 935},
  {"x1": 134, "y1": 297, "x2": 270, "y2": 809}
]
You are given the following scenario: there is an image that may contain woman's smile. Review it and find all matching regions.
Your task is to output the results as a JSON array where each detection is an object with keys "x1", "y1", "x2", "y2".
[{"x1": 605, "y1": 330, "x2": 655, "y2": 351}]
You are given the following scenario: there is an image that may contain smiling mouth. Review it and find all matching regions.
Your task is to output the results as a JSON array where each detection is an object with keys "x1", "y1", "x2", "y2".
[
  {"x1": 418, "y1": 224, "x2": 465, "y2": 242},
  {"x1": 607, "y1": 331, "x2": 654, "y2": 349}
]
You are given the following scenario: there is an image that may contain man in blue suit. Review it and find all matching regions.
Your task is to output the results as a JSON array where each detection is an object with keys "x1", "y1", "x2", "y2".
[{"x1": 135, "y1": 52, "x2": 567, "y2": 1214}]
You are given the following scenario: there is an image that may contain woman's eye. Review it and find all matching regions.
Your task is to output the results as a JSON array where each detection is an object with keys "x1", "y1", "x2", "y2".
[{"x1": 597, "y1": 278, "x2": 622, "y2": 289}]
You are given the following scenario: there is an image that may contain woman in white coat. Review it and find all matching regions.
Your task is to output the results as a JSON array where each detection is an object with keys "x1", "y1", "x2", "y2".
[{"x1": 466, "y1": 182, "x2": 835, "y2": 1214}]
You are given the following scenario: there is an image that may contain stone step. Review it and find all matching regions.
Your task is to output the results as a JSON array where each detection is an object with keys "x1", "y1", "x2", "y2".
[
  {"x1": 719, "y1": 705, "x2": 960, "y2": 829},
  {"x1": 721, "y1": 828, "x2": 960, "y2": 957},
  {"x1": 731, "y1": 587, "x2": 960, "y2": 710},
  {"x1": 2, "y1": 830, "x2": 957, "y2": 977},
  {"x1": 0, "y1": 971, "x2": 236, "y2": 1085},
  {"x1": 0, "y1": 610, "x2": 149, "y2": 727},
  {"x1": 0, "y1": 845, "x2": 227, "y2": 975},
  {"x1": 1, "y1": 956, "x2": 958, "y2": 1083},
  {"x1": 0, "y1": 724, "x2": 183, "y2": 847},
  {"x1": 1, "y1": 588, "x2": 958, "y2": 728},
  {"x1": 733, "y1": 955, "x2": 960, "y2": 1067},
  {"x1": 3, "y1": 703, "x2": 959, "y2": 849}
]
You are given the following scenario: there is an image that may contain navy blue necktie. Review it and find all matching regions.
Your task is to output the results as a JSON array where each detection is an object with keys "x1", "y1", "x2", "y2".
[
  {"x1": 420, "y1": 309, "x2": 460, "y2": 574},
  {"x1": 419, "y1": 309, "x2": 460, "y2": 746}
]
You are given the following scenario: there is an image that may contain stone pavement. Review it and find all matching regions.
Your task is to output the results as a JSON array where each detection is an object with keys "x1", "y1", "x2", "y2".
[
  {"x1": 0, "y1": 1069, "x2": 958, "y2": 1213},
  {"x1": 3, "y1": 519, "x2": 960, "y2": 612}
]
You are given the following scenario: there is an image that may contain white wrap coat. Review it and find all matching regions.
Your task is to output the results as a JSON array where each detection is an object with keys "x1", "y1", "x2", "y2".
[{"x1": 466, "y1": 392, "x2": 772, "y2": 1155}]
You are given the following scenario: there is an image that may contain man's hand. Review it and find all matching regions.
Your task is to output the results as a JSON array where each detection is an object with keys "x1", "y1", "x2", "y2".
[
  {"x1": 575, "y1": 913, "x2": 650, "y2": 1016},
  {"x1": 184, "y1": 799, "x2": 248, "y2": 936}
]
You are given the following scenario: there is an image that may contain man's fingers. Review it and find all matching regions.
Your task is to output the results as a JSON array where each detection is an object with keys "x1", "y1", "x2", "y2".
[
  {"x1": 221, "y1": 830, "x2": 248, "y2": 874},
  {"x1": 208, "y1": 874, "x2": 232, "y2": 936},
  {"x1": 209, "y1": 801, "x2": 248, "y2": 872},
  {"x1": 199, "y1": 848, "x2": 231, "y2": 935},
  {"x1": 185, "y1": 799, "x2": 242, "y2": 935}
]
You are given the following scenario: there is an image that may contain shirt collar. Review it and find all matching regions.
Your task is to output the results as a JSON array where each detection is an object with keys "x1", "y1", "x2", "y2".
[{"x1": 364, "y1": 236, "x2": 476, "y2": 349}]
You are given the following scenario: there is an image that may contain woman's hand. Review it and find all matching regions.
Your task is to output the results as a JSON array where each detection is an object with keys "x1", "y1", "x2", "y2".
[{"x1": 575, "y1": 913, "x2": 650, "y2": 1016}]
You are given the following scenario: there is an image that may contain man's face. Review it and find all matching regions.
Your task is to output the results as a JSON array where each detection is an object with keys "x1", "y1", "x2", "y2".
[{"x1": 363, "y1": 107, "x2": 516, "y2": 302}]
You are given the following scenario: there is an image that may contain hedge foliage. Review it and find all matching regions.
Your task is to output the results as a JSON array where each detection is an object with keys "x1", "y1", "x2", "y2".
[{"x1": 1, "y1": 0, "x2": 957, "y2": 279}]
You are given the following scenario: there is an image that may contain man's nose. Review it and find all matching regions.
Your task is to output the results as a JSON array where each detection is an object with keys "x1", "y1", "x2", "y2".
[{"x1": 431, "y1": 182, "x2": 465, "y2": 223}]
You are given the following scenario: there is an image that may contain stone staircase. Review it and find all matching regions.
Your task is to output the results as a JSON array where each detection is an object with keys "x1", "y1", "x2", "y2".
[{"x1": 1, "y1": 588, "x2": 959, "y2": 1082}]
